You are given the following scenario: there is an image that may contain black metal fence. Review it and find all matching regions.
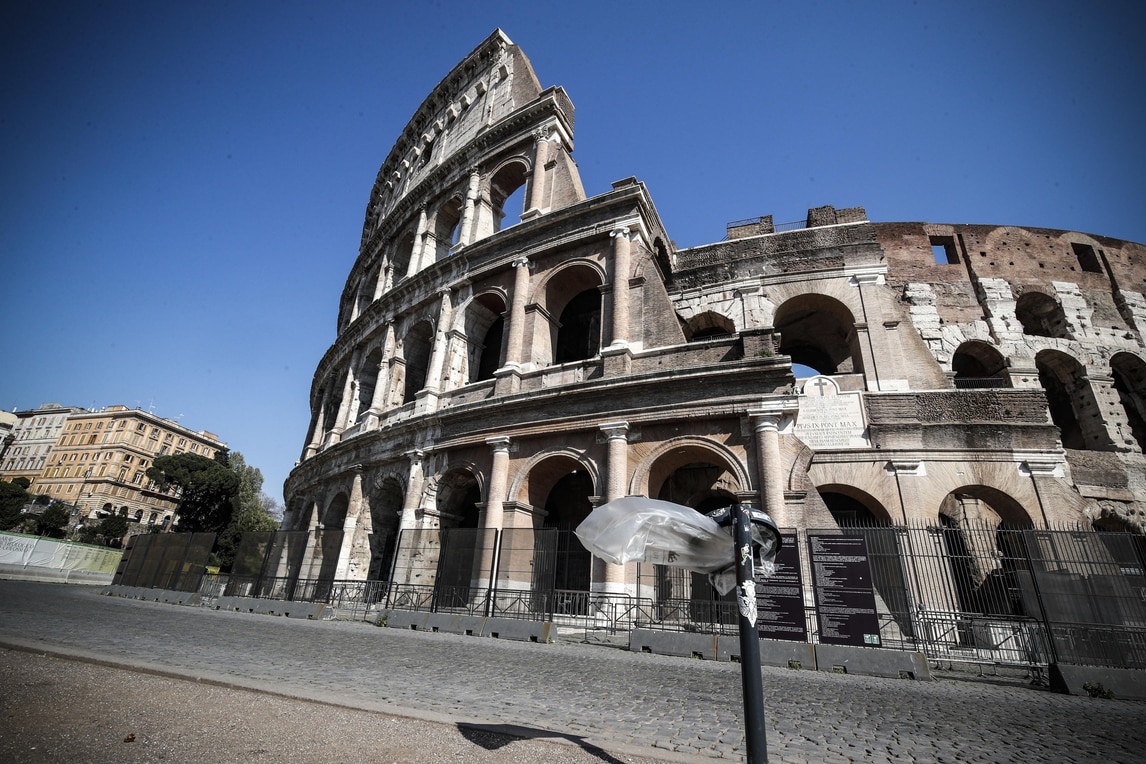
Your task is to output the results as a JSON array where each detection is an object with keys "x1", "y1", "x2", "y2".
[
  {"x1": 113, "y1": 532, "x2": 216, "y2": 592},
  {"x1": 121, "y1": 524, "x2": 1146, "y2": 671}
]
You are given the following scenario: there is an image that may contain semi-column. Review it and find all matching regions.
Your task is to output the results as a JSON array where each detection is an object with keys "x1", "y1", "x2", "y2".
[
  {"x1": 327, "y1": 350, "x2": 360, "y2": 446},
  {"x1": 600, "y1": 421, "x2": 630, "y2": 593},
  {"x1": 392, "y1": 450, "x2": 425, "y2": 586},
  {"x1": 505, "y1": 257, "x2": 529, "y2": 367},
  {"x1": 420, "y1": 289, "x2": 455, "y2": 409},
  {"x1": 334, "y1": 466, "x2": 370, "y2": 580},
  {"x1": 523, "y1": 128, "x2": 551, "y2": 218},
  {"x1": 407, "y1": 207, "x2": 428, "y2": 278},
  {"x1": 303, "y1": 388, "x2": 330, "y2": 459},
  {"x1": 364, "y1": 321, "x2": 396, "y2": 429},
  {"x1": 473, "y1": 436, "x2": 511, "y2": 592},
  {"x1": 608, "y1": 226, "x2": 633, "y2": 349},
  {"x1": 748, "y1": 404, "x2": 797, "y2": 528},
  {"x1": 457, "y1": 168, "x2": 481, "y2": 247}
]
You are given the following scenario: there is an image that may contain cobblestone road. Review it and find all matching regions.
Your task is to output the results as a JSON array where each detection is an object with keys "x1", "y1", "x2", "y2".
[{"x1": 0, "y1": 581, "x2": 1141, "y2": 763}]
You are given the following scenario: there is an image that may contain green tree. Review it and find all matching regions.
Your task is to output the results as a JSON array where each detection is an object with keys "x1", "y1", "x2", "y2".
[
  {"x1": 214, "y1": 452, "x2": 281, "y2": 571},
  {"x1": 146, "y1": 452, "x2": 239, "y2": 533},
  {"x1": 0, "y1": 480, "x2": 30, "y2": 530},
  {"x1": 97, "y1": 514, "x2": 129, "y2": 546},
  {"x1": 35, "y1": 502, "x2": 71, "y2": 538}
]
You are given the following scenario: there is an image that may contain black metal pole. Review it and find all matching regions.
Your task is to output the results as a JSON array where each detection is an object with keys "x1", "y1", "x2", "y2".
[{"x1": 732, "y1": 504, "x2": 768, "y2": 763}]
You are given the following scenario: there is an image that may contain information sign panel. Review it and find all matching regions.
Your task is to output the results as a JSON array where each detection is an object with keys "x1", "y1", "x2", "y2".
[
  {"x1": 755, "y1": 532, "x2": 807, "y2": 641},
  {"x1": 808, "y1": 533, "x2": 881, "y2": 647}
]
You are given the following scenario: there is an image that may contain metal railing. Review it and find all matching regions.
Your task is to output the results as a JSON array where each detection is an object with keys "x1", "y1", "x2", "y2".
[{"x1": 145, "y1": 523, "x2": 1146, "y2": 672}]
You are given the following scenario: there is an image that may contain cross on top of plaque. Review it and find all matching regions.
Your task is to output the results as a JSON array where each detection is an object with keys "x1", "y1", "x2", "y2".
[{"x1": 806, "y1": 376, "x2": 838, "y2": 397}]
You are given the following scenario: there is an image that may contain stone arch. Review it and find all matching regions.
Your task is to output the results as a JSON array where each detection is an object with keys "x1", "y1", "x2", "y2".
[
  {"x1": 489, "y1": 159, "x2": 529, "y2": 233},
  {"x1": 951, "y1": 340, "x2": 1009, "y2": 388},
  {"x1": 1110, "y1": 351, "x2": 1146, "y2": 453},
  {"x1": 357, "y1": 262, "x2": 383, "y2": 318},
  {"x1": 355, "y1": 346, "x2": 384, "y2": 423},
  {"x1": 322, "y1": 492, "x2": 350, "y2": 530},
  {"x1": 1036, "y1": 349, "x2": 1113, "y2": 451},
  {"x1": 1016, "y1": 291, "x2": 1070, "y2": 339},
  {"x1": 433, "y1": 195, "x2": 464, "y2": 261},
  {"x1": 505, "y1": 447, "x2": 600, "y2": 514},
  {"x1": 936, "y1": 485, "x2": 1036, "y2": 619},
  {"x1": 322, "y1": 369, "x2": 346, "y2": 437},
  {"x1": 368, "y1": 476, "x2": 404, "y2": 581},
  {"x1": 638, "y1": 440, "x2": 746, "y2": 624},
  {"x1": 459, "y1": 291, "x2": 507, "y2": 384},
  {"x1": 391, "y1": 229, "x2": 417, "y2": 281},
  {"x1": 518, "y1": 452, "x2": 599, "y2": 607},
  {"x1": 400, "y1": 320, "x2": 435, "y2": 404},
  {"x1": 681, "y1": 311, "x2": 736, "y2": 342},
  {"x1": 427, "y1": 466, "x2": 482, "y2": 609},
  {"x1": 773, "y1": 294, "x2": 862, "y2": 376},
  {"x1": 536, "y1": 261, "x2": 605, "y2": 366},
  {"x1": 817, "y1": 484, "x2": 894, "y2": 526},
  {"x1": 630, "y1": 437, "x2": 751, "y2": 501}
]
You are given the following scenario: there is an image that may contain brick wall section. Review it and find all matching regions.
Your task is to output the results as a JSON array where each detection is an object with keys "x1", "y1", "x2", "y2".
[
  {"x1": 672, "y1": 221, "x2": 881, "y2": 292},
  {"x1": 866, "y1": 389, "x2": 1050, "y2": 424},
  {"x1": 876, "y1": 222, "x2": 1146, "y2": 336}
]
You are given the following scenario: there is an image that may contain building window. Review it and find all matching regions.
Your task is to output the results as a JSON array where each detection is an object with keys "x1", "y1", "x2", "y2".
[
  {"x1": 1071, "y1": 242, "x2": 1102, "y2": 273},
  {"x1": 929, "y1": 236, "x2": 959, "y2": 265}
]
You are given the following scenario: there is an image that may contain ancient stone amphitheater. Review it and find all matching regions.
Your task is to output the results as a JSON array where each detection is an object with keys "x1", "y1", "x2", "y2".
[{"x1": 280, "y1": 31, "x2": 1146, "y2": 662}]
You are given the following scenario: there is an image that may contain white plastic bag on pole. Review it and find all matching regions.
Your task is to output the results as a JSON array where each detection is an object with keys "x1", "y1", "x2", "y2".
[{"x1": 574, "y1": 496, "x2": 734, "y2": 572}]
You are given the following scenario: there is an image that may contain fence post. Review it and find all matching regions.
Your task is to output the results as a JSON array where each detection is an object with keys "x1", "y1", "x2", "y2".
[{"x1": 1020, "y1": 529, "x2": 1060, "y2": 666}]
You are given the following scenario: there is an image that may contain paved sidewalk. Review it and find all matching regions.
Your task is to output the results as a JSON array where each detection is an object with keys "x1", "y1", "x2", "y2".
[{"x1": 0, "y1": 581, "x2": 1142, "y2": 763}]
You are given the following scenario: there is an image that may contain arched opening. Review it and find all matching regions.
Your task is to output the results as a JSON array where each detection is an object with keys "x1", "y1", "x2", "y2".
[
  {"x1": 356, "y1": 347, "x2": 384, "y2": 423},
  {"x1": 774, "y1": 295, "x2": 862, "y2": 377},
  {"x1": 401, "y1": 321, "x2": 435, "y2": 404},
  {"x1": 681, "y1": 311, "x2": 735, "y2": 342},
  {"x1": 554, "y1": 289, "x2": 601, "y2": 363},
  {"x1": 650, "y1": 447, "x2": 741, "y2": 625},
  {"x1": 1036, "y1": 349, "x2": 1112, "y2": 451},
  {"x1": 323, "y1": 371, "x2": 346, "y2": 436},
  {"x1": 391, "y1": 231, "x2": 417, "y2": 281},
  {"x1": 464, "y1": 293, "x2": 507, "y2": 384},
  {"x1": 653, "y1": 237, "x2": 672, "y2": 281},
  {"x1": 368, "y1": 478, "x2": 404, "y2": 584},
  {"x1": 314, "y1": 493, "x2": 350, "y2": 600},
  {"x1": 952, "y1": 341, "x2": 1010, "y2": 388},
  {"x1": 490, "y1": 162, "x2": 528, "y2": 232},
  {"x1": 1016, "y1": 292, "x2": 1070, "y2": 339},
  {"x1": 936, "y1": 487, "x2": 1034, "y2": 622},
  {"x1": 355, "y1": 266, "x2": 380, "y2": 318},
  {"x1": 432, "y1": 469, "x2": 481, "y2": 609},
  {"x1": 1110, "y1": 352, "x2": 1146, "y2": 453},
  {"x1": 433, "y1": 196, "x2": 464, "y2": 261},
  {"x1": 539, "y1": 469, "x2": 595, "y2": 613}
]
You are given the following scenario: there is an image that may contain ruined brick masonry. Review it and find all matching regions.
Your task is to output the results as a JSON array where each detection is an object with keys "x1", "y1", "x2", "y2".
[{"x1": 283, "y1": 29, "x2": 1146, "y2": 594}]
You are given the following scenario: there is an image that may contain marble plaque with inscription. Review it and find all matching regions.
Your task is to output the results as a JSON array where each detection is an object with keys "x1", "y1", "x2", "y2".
[{"x1": 794, "y1": 375, "x2": 869, "y2": 449}]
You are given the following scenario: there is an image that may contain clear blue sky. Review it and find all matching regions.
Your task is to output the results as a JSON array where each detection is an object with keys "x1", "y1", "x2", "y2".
[{"x1": 3, "y1": 1, "x2": 1143, "y2": 505}]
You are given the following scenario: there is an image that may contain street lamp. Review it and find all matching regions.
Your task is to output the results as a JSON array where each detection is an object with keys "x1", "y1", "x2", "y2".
[{"x1": 576, "y1": 497, "x2": 781, "y2": 763}]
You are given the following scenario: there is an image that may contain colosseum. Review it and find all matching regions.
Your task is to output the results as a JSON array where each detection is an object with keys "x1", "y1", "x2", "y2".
[{"x1": 281, "y1": 30, "x2": 1146, "y2": 676}]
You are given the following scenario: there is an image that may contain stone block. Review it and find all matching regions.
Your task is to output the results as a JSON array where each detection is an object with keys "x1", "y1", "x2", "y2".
[
  {"x1": 813, "y1": 643, "x2": 931, "y2": 680},
  {"x1": 481, "y1": 616, "x2": 556, "y2": 643},
  {"x1": 629, "y1": 628, "x2": 718, "y2": 660},
  {"x1": 1049, "y1": 663, "x2": 1146, "y2": 701}
]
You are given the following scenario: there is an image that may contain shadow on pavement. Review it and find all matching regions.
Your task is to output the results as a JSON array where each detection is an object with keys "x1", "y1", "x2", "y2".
[{"x1": 459, "y1": 723, "x2": 630, "y2": 763}]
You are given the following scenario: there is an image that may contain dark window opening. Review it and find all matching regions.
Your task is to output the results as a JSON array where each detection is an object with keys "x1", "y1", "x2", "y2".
[
  {"x1": 555, "y1": 289, "x2": 601, "y2": 363},
  {"x1": 1071, "y1": 242, "x2": 1102, "y2": 274},
  {"x1": 476, "y1": 316, "x2": 504, "y2": 382},
  {"x1": 930, "y1": 236, "x2": 959, "y2": 265}
]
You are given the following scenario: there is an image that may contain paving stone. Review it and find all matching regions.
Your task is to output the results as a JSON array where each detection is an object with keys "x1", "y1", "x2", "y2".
[{"x1": 0, "y1": 581, "x2": 1143, "y2": 763}]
